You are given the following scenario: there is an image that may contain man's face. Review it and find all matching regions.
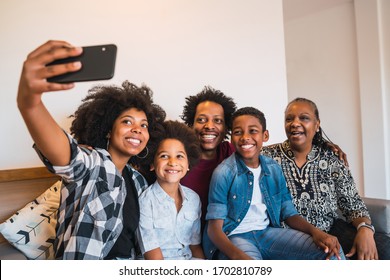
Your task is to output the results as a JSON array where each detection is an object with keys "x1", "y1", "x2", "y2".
[{"x1": 192, "y1": 101, "x2": 226, "y2": 159}]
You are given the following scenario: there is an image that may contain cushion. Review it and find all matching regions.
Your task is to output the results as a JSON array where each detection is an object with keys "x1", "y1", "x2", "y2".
[
  {"x1": 0, "y1": 181, "x2": 61, "y2": 260},
  {"x1": 362, "y1": 197, "x2": 390, "y2": 234}
]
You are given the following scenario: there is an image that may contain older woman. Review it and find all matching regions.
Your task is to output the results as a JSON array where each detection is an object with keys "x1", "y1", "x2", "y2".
[{"x1": 262, "y1": 97, "x2": 389, "y2": 260}]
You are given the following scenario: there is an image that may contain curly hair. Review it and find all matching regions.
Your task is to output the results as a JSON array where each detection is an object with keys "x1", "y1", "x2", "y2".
[
  {"x1": 137, "y1": 120, "x2": 201, "y2": 184},
  {"x1": 70, "y1": 81, "x2": 166, "y2": 162},
  {"x1": 180, "y1": 86, "x2": 237, "y2": 139},
  {"x1": 232, "y1": 107, "x2": 267, "y2": 132},
  {"x1": 159, "y1": 120, "x2": 201, "y2": 169}
]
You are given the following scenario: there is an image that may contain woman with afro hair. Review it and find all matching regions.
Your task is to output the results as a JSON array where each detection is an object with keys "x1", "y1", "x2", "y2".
[{"x1": 17, "y1": 40, "x2": 166, "y2": 260}]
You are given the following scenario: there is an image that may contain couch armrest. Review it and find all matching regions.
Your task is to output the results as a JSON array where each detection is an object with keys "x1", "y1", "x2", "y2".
[
  {"x1": 0, "y1": 241, "x2": 27, "y2": 260},
  {"x1": 362, "y1": 197, "x2": 390, "y2": 235}
]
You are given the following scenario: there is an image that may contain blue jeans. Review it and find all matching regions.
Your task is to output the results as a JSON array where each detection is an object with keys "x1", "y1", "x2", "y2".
[{"x1": 217, "y1": 227, "x2": 346, "y2": 260}]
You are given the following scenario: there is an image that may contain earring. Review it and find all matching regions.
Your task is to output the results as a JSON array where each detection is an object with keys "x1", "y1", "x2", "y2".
[
  {"x1": 106, "y1": 133, "x2": 110, "y2": 151},
  {"x1": 106, "y1": 139, "x2": 110, "y2": 150},
  {"x1": 136, "y1": 146, "x2": 149, "y2": 159}
]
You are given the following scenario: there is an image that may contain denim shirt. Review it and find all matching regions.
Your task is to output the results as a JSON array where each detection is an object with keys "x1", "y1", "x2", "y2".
[{"x1": 203, "y1": 153, "x2": 298, "y2": 259}]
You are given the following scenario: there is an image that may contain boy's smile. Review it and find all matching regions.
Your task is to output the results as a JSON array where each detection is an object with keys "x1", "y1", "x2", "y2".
[{"x1": 231, "y1": 115, "x2": 269, "y2": 168}]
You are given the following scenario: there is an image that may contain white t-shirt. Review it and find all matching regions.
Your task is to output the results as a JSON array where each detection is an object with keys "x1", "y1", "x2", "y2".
[{"x1": 230, "y1": 165, "x2": 269, "y2": 235}]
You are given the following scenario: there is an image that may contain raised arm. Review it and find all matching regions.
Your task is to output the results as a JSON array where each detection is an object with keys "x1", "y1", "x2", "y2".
[{"x1": 17, "y1": 40, "x2": 82, "y2": 166}]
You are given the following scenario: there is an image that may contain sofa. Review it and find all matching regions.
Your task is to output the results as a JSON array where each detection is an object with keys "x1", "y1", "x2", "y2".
[
  {"x1": 0, "y1": 167, "x2": 389, "y2": 260},
  {"x1": 361, "y1": 197, "x2": 390, "y2": 237},
  {"x1": 0, "y1": 167, "x2": 60, "y2": 260}
]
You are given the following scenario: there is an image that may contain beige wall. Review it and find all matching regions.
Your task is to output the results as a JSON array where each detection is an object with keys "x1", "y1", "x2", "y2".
[
  {"x1": 0, "y1": 0, "x2": 288, "y2": 169},
  {"x1": 283, "y1": 0, "x2": 390, "y2": 199},
  {"x1": 355, "y1": 0, "x2": 390, "y2": 198}
]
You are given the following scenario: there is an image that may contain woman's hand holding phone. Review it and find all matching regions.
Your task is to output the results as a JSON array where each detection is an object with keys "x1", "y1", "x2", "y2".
[
  {"x1": 17, "y1": 40, "x2": 83, "y2": 109},
  {"x1": 47, "y1": 44, "x2": 117, "y2": 84}
]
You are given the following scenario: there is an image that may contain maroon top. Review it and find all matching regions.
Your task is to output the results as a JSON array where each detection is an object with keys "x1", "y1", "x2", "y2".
[{"x1": 181, "y1": 141, "x2": 235, "y2": 228}]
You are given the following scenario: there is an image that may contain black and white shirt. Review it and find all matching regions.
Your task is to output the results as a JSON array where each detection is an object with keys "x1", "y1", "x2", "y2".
[
  {"x1": 262, "y1": 140, "x2": 370, "y2": 232},
  {"x1": 35, "y1": 132, "x2": 148, "y2": 259}
]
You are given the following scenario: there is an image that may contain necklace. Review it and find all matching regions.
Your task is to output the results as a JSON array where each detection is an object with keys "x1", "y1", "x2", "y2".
[{"x1": 289, "y1": 162, "x2": 310, "y2": 189}]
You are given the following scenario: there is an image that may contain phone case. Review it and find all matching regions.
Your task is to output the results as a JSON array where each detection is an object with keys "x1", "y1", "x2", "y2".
[{"x1": 47, "y1": 44, "x2": 117, "y2": 83}]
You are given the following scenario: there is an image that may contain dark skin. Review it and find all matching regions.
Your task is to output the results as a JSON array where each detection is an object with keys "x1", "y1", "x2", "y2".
[
  {"x1": 285, "y1": 101, "x2": 377, "y2": 260},
  {"x1": 17, "y1": 41, "x2": 150, "y2": 174},
  {"x1": 208, "y1": 114, "x2": 342, "y2": 260},
  {"x1": 327, "y1": 143, "x2": 349, "y2": 166}
]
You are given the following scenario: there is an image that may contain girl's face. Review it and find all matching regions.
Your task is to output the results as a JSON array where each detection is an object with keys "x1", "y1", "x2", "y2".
[
  {"x1": 231, "y1": 115, "x2": 269, "y2": 168},
  {"x1": 108, "y1": 108, "x2": 149, "y2": 161},
  {"x1": 284, "y1": 101, "x2": 320, "y2": 152},
  {"x1": 193, "y1": 101, "x2": 226, "y2": 159},
  {"x1": 152, "y1": 138, "x2": 189, "y2": 187}
]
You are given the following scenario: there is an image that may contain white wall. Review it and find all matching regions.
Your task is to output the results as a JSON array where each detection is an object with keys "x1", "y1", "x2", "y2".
[
  {"x1": 354, "y1": 0, "x2": 390, "y2": 198},
  {"x1": 283, "y1": 1, "x2": 364, "y2": 194},
  {"x1": 382, "y1": 0, "x2": 390, "y2": 194},
  {"x1": 0, "y1": 0, "x2": 288, "y2": 169},
  {"x1": 283, "y1": 0, "x2": 390, "y2": 199}
]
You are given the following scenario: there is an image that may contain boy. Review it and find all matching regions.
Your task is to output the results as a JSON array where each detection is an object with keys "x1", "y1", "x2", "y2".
[{"x1": 203, "y1": 107, "x2": 345, "y2": 260}]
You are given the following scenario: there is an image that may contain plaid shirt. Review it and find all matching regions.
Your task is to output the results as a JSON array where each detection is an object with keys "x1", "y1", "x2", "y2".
[{"x1": 35, "y1": 132, "x2": 148, "y2": 259}]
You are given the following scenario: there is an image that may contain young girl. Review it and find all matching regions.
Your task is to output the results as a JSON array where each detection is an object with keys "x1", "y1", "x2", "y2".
[
  {"x1": 137, "y1": 120, "x2": 205, "y2": 259},
  {"x1": 17, "y1": 40, "x2": 166, "y2": 259}
]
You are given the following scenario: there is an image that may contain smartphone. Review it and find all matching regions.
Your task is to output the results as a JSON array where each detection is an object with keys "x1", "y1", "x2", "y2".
[{"x1": 47, "y1": 44, "x2": 117, "y2": 83}]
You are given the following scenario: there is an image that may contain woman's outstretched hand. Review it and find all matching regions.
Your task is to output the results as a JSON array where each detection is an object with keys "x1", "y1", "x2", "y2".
[
  {"x1": 17, "y1": 40, "x2": 83, "y2": 167},
  {"x1": 17, "y1": 40, "x2": 82, "y2": 109}
]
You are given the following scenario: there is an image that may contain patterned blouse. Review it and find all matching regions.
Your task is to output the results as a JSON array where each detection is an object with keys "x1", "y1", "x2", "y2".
[{"x1": 262, "y1": 140, "x2": 370, "y2": 232}]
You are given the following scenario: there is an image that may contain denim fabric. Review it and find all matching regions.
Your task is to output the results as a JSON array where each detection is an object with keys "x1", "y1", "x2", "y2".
[
  {"x1": 203, "y1": 153, "x2": 298, "y2": 259},
  {"x1": 216, "y1": 228, "x2": 345, "y2": 260}
]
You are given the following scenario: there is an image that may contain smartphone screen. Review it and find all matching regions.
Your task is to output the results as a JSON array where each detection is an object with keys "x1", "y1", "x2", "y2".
[{"x1": 47, "y1": 44, "x2": 117, "y2": 83}]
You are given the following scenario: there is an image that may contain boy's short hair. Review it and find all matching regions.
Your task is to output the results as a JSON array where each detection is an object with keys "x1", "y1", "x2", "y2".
[{"x1": 232, "y1": 107, "x2": 267, "y2": 131}]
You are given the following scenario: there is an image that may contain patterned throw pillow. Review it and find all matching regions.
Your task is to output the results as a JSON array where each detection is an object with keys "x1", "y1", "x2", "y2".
[{"x1": 0, "y1": 181, "x2": 61, "y2": 260}]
